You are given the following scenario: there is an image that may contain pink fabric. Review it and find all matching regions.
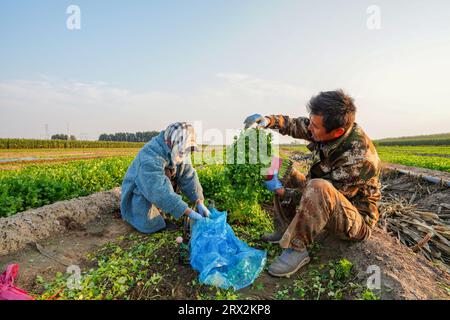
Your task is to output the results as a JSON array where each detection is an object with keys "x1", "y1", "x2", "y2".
[
  {"x1": 0, "y1": 264, "x2": 34, "y2": 300},
  {"x1": 266, "y1": 157, "x2": 282, "y2": 180}
]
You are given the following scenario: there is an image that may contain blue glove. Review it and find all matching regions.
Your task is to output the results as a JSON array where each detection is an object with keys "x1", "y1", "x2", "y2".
[
  {"x1": 264, "y1": 171, "x2": 283, "y2": 192},
  {"x1": 197, "y1": 202, "x2": 211, "y2": 217},
  {"x1": 244, "y1": 114, "x2": 268, "y2": 129},
  {"x1": 188, "y1": 210, "x2": 204, "y2": 221}
]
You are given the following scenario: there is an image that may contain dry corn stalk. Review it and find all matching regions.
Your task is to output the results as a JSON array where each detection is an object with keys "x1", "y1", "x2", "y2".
[{"x1": 379, "y1": 193, "x2": 450, "y2": 267}]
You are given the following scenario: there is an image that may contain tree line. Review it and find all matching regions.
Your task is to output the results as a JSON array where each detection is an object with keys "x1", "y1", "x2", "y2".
[
  {"x1": 98, "y1": 131, "x2": 160, "y2": 142},
  {"x1": 0, "y1": 139, "x2": 144, "y2": 149},
  {"x1": 51, "y1": 134, "x2": 77, "y2": 141}
]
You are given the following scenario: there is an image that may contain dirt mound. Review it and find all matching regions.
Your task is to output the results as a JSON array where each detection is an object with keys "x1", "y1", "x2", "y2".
[
  {"x1": 316, "y1": 228, "x2": 449, "y2": 299},
  {"x1": 0, "y1": 188, "x2": 121, "y2": 256}
]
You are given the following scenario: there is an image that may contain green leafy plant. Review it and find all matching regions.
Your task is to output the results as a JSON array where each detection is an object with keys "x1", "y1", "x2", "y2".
[
  {"x1": 0, "y1": 157, "x2": 133, "y2": 217},
  {"x1": 360, "y1": 289, "x2": 381, "y2": 300}
]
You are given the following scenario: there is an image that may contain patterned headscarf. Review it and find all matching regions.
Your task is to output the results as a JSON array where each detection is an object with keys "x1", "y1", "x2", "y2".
[{"x1": 164, "y1": 122, "x2": 198, "y2": 164}]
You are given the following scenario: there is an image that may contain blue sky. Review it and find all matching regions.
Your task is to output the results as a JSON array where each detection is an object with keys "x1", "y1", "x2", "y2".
[{"x1": 1, "y1": 0, "x2": 449, "y2": 142}]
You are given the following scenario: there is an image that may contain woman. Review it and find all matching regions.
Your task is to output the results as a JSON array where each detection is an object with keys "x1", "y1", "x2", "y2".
[{"x1": 120, "y1": 122, "x2": 210, "y2": 233}]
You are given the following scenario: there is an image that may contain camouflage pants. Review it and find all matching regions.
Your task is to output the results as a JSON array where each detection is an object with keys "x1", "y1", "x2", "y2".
[{"x1": 274, "y1": 169, "x2": 371, "y2": 251}]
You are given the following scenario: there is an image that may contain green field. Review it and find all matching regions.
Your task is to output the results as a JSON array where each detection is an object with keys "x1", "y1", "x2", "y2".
[
  {"x1": 1, "y1": 142, "x2": 449, "y2": 218},
  {"x1": 0, "y1": 138, "x2": 144, "y2": 149},
  {"x1": 0, "y1": 157, "x2": 134, "y2": 217},
  {"x1": 376, "y1": 146, "x2": 450, "y2": 172},
  {"x1": 375, "y1": 132, "x2": 450, "y2": 146}
]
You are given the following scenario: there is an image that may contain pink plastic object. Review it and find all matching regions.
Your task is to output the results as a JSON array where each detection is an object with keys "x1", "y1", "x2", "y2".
[
  {"x1": 266, "y1": 157, "x2": 282, "y2": 181},
  {"x1": 0, "y1": 264, "x2": 34, "y2": 300}
]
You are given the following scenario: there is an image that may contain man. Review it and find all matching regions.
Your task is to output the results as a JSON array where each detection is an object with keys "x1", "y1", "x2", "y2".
[
  {"x1": 244, "y1": 90, "x2": 381, "y2": 277},
  {"x1": 120, "y1": 122, "x2": 210, "y2": 234}
]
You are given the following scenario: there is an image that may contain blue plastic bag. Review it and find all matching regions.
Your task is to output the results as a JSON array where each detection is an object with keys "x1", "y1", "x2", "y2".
[{"x1": 189, "y1": 208, "x2": 267, "y2": 290}]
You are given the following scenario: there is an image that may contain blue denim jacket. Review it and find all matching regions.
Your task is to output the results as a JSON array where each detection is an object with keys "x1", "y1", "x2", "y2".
[{"x1": 120, "y1": 131, "x2": 204, "y2": 232}]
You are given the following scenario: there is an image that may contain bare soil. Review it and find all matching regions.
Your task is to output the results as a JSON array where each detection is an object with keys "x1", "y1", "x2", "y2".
[
  {"x1": 0, "y1": 188, "x2": 122, "y2": 256},
  {"x1": 0, "y1": 212, "x2": 134, "y2": 295},
  {"x1": 239, "y1": 227, "x2": 450, "y2": 300}
]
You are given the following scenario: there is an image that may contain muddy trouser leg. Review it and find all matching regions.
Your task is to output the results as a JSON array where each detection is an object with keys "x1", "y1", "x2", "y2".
[
  {"x1": 278, "y1": 178, "x2": 371, "y2": 251},
  {"x1": 273, "y1": 169, "x2": 307, "y2": 233}
]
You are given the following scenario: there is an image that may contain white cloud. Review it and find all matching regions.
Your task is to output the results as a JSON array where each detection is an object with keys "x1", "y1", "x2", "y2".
[
  {"x1": 0, "y1": 74, "x2": 311, "y2": 143},
  {"x1": 216, "y1": 72, "x2": 309, "y2": 101},
  {"x1": 4, "y1": 72, "x2": 447, "y2": 142}
]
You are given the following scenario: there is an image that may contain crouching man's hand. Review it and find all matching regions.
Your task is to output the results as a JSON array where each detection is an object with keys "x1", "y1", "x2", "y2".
[
  {"x1": 244, "y1": 114, "x2": 269, "y2": 129},
  {"x1": 264, "y1": 171, "x2": 285, "y2": 197}
]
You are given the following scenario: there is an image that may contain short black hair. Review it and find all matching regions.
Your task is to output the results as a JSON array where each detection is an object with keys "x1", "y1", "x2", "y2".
[{"x1": 307, "y1": 89, "x2": 356, "y2": 133}]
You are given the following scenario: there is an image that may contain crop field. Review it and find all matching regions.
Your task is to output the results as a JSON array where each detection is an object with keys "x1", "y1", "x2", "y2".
[
  {"x1": 0, "y1": 157, "x2": 134, "y2": 217},
  {"x1": 376, "y1": 146, "x2": 450, "y2": 172},
  {"x1": 0, "y1": 148, "x2": 140, "y2": 171},
  {"x1": 0, "y1": 132, "x2": 449, "y2": 300},
  {"x1": 4, "y1": 0, "x2": 450, "y2": 304},
  {"x1": 1, "y1": 142, "x2": 449, "y2": 219},
  {"x1": 375, "y1": 133, "x2": 450, "y2": 146}
]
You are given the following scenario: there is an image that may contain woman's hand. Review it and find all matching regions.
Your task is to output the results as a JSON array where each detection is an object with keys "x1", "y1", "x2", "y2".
[
  {"x1": 196, "y1": 200, "x2": 211, "y2": 217},
  {"x1": 184, "y1": 208, "x2": 204, "y2": 221}
]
